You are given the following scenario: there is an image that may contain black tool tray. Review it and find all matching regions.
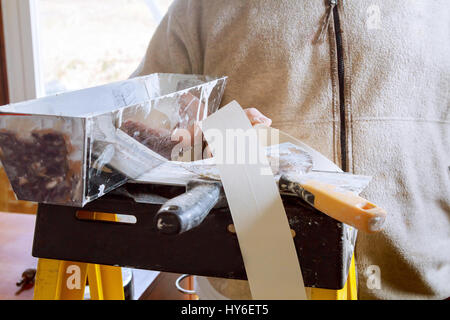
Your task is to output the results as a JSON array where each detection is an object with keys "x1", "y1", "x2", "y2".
[{"x1": 32, "y1": 182, "x2": 357, "y2": 290}]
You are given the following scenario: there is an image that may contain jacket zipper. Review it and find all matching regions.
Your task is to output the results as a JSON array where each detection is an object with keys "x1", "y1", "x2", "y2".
[{"x1": 331, "y1": 0, "x2": 348, "y2": 172}]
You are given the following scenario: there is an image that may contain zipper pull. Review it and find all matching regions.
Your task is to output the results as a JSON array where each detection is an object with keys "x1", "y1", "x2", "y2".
[{"x1": 316, "y1": 0, "x2": 337, "y2": 43}]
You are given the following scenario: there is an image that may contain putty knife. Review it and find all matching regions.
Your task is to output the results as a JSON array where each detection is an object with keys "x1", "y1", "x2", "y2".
[{"x1": 153, "y1": 143, "x2": 387, "y2": 234}]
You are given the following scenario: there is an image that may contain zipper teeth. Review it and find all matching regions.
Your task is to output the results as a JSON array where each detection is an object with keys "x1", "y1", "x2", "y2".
[{"x1": 332, "y1": 4, "x2": 347, "y2": 172}]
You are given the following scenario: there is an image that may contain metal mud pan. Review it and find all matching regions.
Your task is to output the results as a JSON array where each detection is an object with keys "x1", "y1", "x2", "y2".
[{"x1": 0, "y1": 73, "x2": 227, "y2": 207}]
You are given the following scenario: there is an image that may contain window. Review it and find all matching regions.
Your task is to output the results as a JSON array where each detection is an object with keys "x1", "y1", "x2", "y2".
[
  {"x1": 1, "y1": 0, "x2": 173, "y2": 101},
  {"x1": 39, "y1": 0, "x2": 173, "y2": 95}
]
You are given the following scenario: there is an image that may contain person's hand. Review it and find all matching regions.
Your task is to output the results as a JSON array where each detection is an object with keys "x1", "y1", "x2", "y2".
[
  {"x1": 201, "y1": 107, "x2": 272, "y2": 158},
  {"x1": 243, "y1": 107, "x2": 272, "y2": 127},
  {"x1": 176, "y1": 93, "x2": 273, "y2": 159},
  {"x1": 179, "y1": 93, "x2": 272, "y2": 126}
]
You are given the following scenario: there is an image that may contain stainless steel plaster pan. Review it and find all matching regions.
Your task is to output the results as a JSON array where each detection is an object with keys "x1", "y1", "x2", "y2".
[{"x1": 0, "y1": 73, "x2": 227, "y2": 207}]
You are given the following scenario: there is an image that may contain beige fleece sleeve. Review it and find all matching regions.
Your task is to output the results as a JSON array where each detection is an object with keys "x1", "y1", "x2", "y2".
[{"x1": 131, "y1": 2, "x2": 196, "y2": 77}]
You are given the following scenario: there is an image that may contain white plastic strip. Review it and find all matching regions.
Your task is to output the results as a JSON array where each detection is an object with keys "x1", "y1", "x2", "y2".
[{"x1": 201, "y1": 101, "x2": 306, "y2": 300}]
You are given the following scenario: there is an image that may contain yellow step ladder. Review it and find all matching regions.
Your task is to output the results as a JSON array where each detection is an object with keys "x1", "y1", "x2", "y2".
[
  {"x1": 34, "y1": 253, "x2": 357, "y2": 300},
  {"x1": 34, "y1": 259, "x2": 124, "y2": 300}
]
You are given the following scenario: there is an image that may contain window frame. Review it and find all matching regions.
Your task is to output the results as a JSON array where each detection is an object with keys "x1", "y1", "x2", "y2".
[
  {"x1": 1, "y1": 0, "x2": 44, "y2": 103},
  {"x1": 0, "y1": 0, "x2": 9, "y2": 105}
]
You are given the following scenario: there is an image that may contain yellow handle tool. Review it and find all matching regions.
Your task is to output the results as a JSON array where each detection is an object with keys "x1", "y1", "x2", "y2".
[{"x1": 281, "y1": 177, "x2": 387, "y2": 233}]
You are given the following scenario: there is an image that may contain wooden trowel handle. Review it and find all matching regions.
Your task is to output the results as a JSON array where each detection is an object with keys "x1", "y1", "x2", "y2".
[
  {"x1": 155, "y1": 182, "x2": 221, "y2": 235},
  {"x1": 280, "y1": 176, "x2": 387, "y2": 233}
]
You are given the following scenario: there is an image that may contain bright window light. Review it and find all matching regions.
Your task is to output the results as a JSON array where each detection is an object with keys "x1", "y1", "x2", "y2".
[{"x1": 38, "y1": 0, "x2": 173, "y2": 95}]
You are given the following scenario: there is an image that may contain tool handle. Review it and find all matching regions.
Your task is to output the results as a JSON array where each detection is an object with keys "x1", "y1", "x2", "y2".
[
  {"x1": 155, "y1": 182, "x2": 221, "y2": 235},
  {"x1": 280, "y1": 176, "x2": 387, "y2": 233}
]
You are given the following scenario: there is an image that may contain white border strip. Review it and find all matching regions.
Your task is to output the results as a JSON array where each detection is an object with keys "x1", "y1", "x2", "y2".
[{"x1": 202, "y1": 101, "x2": 307, "y2": 300}]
